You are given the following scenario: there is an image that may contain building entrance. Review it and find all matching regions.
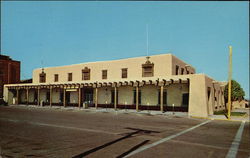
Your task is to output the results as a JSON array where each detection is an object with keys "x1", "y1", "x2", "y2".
[
  {"x1": 182, "y1": 93, "x2": 189, "y2": 107},
  {"x1": 83, "y1": 88, "x2": 93, "y2": 107}
]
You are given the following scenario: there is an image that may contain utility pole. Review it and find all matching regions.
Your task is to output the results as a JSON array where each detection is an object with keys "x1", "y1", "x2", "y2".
[
  {"x1": 227, "y1": 46, "x2": 232, "y2": 119},
  {"x1": 146, "y1": 24, "x2": 149, "y2": 57}
]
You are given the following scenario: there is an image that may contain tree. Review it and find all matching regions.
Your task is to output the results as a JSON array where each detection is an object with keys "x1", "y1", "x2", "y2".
[{"x1": 224, "y1": 79, "x2": 245, "y2": 102}]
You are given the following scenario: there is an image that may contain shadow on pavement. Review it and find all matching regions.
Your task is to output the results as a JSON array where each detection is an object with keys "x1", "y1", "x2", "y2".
[
  {"x1": 72, "y1": 128, "x2": 159, "y2": 158},
  {"x1": 116, "y1": 140, "x2": 150, "y2": 158}
]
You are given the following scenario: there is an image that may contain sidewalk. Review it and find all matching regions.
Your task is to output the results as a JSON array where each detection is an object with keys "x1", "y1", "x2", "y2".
[
  {"x1": 9, "y1": 104, "x2": 188, "y2": 117},
  {"x1": 9, "y1": 104, "x2": 249, "y2": 122},
  {"x1": 86, "y1": 107, "x2": 188, "y2": 117},
  {"x1": 208, "y1": 108, "x2": 250, "y2": 122}
]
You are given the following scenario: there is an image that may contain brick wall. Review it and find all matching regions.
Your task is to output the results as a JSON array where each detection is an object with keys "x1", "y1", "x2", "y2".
[{"x1": 0, "y1": 55, "x2": 20, "y2": 98}]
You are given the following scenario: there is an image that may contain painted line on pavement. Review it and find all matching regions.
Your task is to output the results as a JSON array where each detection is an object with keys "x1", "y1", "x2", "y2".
[
  {"x1": 124, "y1": 120, "x2": 211, "y2": 158},
  {"x1": 0, "y1": 118, "x2": 119, "y2": 135},
  {"x1": 226, "y1": 121, "x2": 245, "y2": 158}
]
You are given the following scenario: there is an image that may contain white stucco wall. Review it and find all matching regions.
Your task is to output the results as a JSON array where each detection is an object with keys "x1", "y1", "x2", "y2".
[
  {"x1": 118, "y1": 86, "x2": 134, "y2": 105},
  {"x1": 40, "y1": 89, "x2": 48, "y2": 102},
  {"x1": 98, "y1": 87, "x2": 112, "y2": 104},
  {"x1": 167, "y1": 83, "x2": 189, "y2": 107},
  {"x1": 52, "y1": 88, "x2": 61, "y2": 103},
  {"x1": 32, "y1": 54, "x2": 178, "y2": 84},
  {"x1": 70, "y1": 91, "x2": 78, "y2": 103},
  {"x1": 141, "y1": 85, "x2": 158, "y2": 105}
]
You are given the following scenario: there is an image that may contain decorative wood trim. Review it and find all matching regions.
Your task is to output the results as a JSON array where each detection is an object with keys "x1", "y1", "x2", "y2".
[
  {"x1": 142, "y1": 57, "x2": 154, "y2": 77},
  {"x1": 82, "y1": 67, "x2": 91, "y2": 80}
]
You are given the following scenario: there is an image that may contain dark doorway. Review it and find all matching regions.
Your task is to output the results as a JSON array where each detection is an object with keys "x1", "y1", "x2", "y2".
[
  {"x1": 158, "y1": 90, "x2": 167, "y2": 105},
  {"x1": 66, "y1": 91, "x2": 70, "y2": 104},
  {"x1": 182, "y1": 93, "x2": 189, "y2": 107},
  {"x1": 46, "y1": 91, "x2": 50, "y2": 103},
  {"x1": 83, "y1": 88, "x2": 93, "y2": 106},
  {"x1": 34, "y1": 90, "x2": 37, "y2": 102},
  {"x1": 207, "y1": 87, "x2": 211, "y2": 101},
  {"x1": 133, "y1": 90, "x2": 141, "y2": 105},
  {"x1": 60, "y1": 92, "x2": 63, "y2": 104}
]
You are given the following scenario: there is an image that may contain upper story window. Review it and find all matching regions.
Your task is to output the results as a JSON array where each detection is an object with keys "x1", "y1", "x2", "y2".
[
  {"x1": 181, "y1": 68, "x2": 184, "y2": 75},
  {"x1": 82, "y1": 67, "x2": 90, "y2": 80},
  {"x1": 54, "y1": 74, "x2": 59, "y2": 82},
  {"x1": 68, "y1": 73, "x2": 72, "y2": 81},
  {"x1": 121, "y1": 68, "x2": 128, "y2": 78},
  {"x1": 39, "y1": 69, "x2": 46, "y2": 83},
  {"x1": 175, "y1": 65, "x2": 179, "y2": 75},
  {"x1": 142, "y1": 57, "x2": 154, "y2": 77},
  {"x1": 102, "y1": 70, "x2": 107, "y2": 79}
]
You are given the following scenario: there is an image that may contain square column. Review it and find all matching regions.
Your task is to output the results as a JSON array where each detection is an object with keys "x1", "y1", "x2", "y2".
[
  {"x1": 95, "y1": 88, "x2": 98, "y2": 108},
  {"x1": 16, "y1": 89, "x2": 19, "y2": 105},
  {"x1": 78, "y1": 87, "x2": 81, "y2": 108},
  {"x1": 160, "y1": 85, "x2": 164, "y2": 112},
  {"x1": 136, "y1": 86, "x2": 139, "y2": 112},
  {"x1": 26, "y1": 88, "x2": 29, "y2": 105},
  {"x1": 37, "y1": 88, "x2": 40, "y2": 106},
  {"x1": 114, "y1": 86, "x2": 117, "y2": 110},
  {"x1": 63, "y1": 88, "x2": 66, "y2": 107},
  {"x1": 50, "y1": 87, "x2": 52, "y2": 107}
]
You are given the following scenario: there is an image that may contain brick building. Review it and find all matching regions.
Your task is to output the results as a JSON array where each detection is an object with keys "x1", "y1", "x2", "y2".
[{"x1": 0, "y1": 54, "x2": 20, "y2": 99}]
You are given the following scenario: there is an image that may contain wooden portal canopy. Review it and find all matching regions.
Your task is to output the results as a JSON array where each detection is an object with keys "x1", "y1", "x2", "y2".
[{"x1": 6, "y1": 78, "x2": 189, "y2": 89}]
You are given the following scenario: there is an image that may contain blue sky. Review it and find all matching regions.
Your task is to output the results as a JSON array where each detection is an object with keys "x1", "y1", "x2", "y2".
[{"x1": 2, "y1": 1, "x2": 249, "y2": 98}]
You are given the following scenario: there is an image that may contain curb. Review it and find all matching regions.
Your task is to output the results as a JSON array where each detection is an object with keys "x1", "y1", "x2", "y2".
[
  {"x1": 191, "y1": 116, "x2": 250, "y2": 123},
  {"x1": 7, "y1": 105, "x2": 189, "y2": 117}
]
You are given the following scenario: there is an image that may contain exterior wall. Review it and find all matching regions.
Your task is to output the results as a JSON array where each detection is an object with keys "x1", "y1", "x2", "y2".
[
  {"x1": 40, "y1": 89, "x2": 48, "y2": 102},
  {"x1": 118, "y1": 86, "x2": 134, "y2": 105},
  {"x1": 207, "y1": 77, "x2": 226, "y2": 112},
  {"x1": 20, "y1": 89, "x2": 26, "y2": 103},
  {"x1": 0, "y1": 55, "x2": 20, "y2": 98},
  {"x1": 167, "y1": 83, "x2": 189, "y2": 107},
  {"x1": 205, "y1": 76, "x2": 215, "y2": 115},
  {"x1": 29, "y1": 89, "x2": 37, "y2": 102},
  {"x1": 190, "y1": 75, "x2": 226, "y2": 117},
  {"x1": 189, "y1": 74, "x2": 208, "y2": 117},
  {"x1": 232, "y1": 100, "x2": 249, "y2": 109},
  {"x1": 70, "y1": 91, "x2": 78, "y2": 103},
  {"x1": 171, "y1": 55, "x2": 195, "y2": 75},
  {"x1": 32, "y1": 54, "x2": 194, "y2": 84},
  {"x1": 3, "y1": 53, "x2": 227, "y2": 118},
  {"x1": 97, "y1": 87, "x2": 112, "y2": 104},
  {"x1": 141, "y1": 85, "x2": 158, "y2": 106},
  {"x1": 7, "y1": 90, "x2": 14, "y2": 104},
  {"x1": 52, "y1": 88, "x2": 61, "y2": 103}
]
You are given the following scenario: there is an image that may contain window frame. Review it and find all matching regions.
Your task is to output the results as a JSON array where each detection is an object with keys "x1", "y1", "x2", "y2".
[
  {"x1": 68, "y1": 73, "x2": 73, "y2": 81},
  {"x1": 102, "y1": 70, "x2": 107, "y2": 79},
  {"x1": 54, "y1": 74, "x2": 59, "y2": 82},
  {"x1": 175, "y1": 65, "x2": 179, "y2": 75},
  {"x1": 39, "y1": 72, "x2": 46, "y2": 83},
  {"x1": 142, "y1": 63, "x2": 154, "y2": 77},
  {"x1": 82, "y1": 67, "x2": 91, "y2": 80},
  {"x1": 121, "y1": 68, "x2": 128, "y2": 78},
  {"x1": 181, "y1": 68, "x2": 184, "y2": 75}
]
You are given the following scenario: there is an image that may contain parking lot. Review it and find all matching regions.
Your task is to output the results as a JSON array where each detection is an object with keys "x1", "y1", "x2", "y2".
[{"x1": 0, "y1": 105, "x2": 249, "y2": 158}]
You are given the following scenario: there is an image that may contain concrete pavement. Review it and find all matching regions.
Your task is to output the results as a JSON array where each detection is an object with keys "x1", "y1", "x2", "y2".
[{"x1": 0, "y1": 105, "x2": 249, "y2": 158}]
